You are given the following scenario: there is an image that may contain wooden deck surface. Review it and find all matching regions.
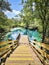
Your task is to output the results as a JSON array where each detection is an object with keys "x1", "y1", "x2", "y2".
[
  {"x1": 19, "y1": 35, "x2": 29, "y2": 44},
  {"x1": 5, "y1": 35, "x2": 43, "y2": 65}
]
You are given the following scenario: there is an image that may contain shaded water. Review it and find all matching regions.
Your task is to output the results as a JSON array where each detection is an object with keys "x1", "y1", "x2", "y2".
[{"x1": 4, "y1": 28, "x2": 42, "y2": 42}]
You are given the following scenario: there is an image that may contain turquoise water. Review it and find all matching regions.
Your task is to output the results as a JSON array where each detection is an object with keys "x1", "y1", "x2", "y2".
[{"x1": 4, "y1": 28, "x2": 42, "y2": 42}]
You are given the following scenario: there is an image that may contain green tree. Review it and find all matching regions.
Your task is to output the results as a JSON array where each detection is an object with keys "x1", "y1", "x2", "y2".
[
  {"x1": 0, "y1": 0, "x2": 12, "y2": 32},
  {"x1": 0, "y1": 12, "x2": 7, "y2": 29},
  {"x1": 22, "y1": 0, "x2": 49, "y2": 43},
  {"x1": 20, "y1": 3, "x2": 34, "y2": 28},
  {"x1": 0, "y1": 0, "x2": 12, "y2": 12}
]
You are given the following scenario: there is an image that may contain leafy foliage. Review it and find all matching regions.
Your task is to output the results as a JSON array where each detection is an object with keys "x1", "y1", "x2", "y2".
[
  {"x1": 0, "y1": 0, "x2": 12, "y2": 32},
  {"x1": 0, "y1": 0, "x2": 12, "y2": 12},
  {"x1": 21, "y1": 0, "x2": 49, "y2": 42}
]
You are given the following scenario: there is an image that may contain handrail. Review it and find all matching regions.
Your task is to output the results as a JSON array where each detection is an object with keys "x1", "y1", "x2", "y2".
[
  {"x1": 0, "y1": 40, "x2": 17, "y2": 47},
  {"x1": 0, "y1": 40, "x2": 18, "y2": 64},
  {"x1": 0, "y1": 40, "x2": 18, "y2": 53},
  {"x1": 31, "y1": 41, "x2": 49, "y2": 64},
  {"x1": 32, "y1": 41, "x2": 49, "y2": 50},
  {"x1": 0, "y1": 33, "x2": 20, "y2": 59}
]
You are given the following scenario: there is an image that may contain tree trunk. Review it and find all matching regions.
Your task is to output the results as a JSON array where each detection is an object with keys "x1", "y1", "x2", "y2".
[
  {"x1": 42, "y1": 30, "x2": 46, "y2": 43},
  {"x1": 42, "y1": 23, "x2": 47, "y2": 43}
]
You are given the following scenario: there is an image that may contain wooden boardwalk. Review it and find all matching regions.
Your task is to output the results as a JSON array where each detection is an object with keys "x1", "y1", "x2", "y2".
[
  {"x1": 19, "y1": 35, "x2": 29, "y2": 44},
  {"x1": 5, "y1": 35, "x2": 43, "y2": 65}
]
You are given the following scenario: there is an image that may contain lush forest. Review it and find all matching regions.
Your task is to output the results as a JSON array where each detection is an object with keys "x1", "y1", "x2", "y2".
[{"x1": 0, "y1": 0, "x2": 49, "y2": 43}]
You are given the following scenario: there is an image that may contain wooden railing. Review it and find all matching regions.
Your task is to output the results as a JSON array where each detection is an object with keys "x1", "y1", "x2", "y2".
[
  {"x1": 31, "y1": 41, "x2": 49, "y2": 65},
  {"x1": 0, "y1": 40, "x2": 18, "y2": 64}
]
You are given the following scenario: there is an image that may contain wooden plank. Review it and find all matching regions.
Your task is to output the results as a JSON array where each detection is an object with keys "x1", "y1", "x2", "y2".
[
  {"x1": 42, "y1": 44, "x2": 49, "y2": 50},
  {"x1": 5, "y1": 43, "x2": 43, "y2": 65},
  {"x1": 0, "y1": 40, "x2": 18, "y2": 51},
  {"x1": 19, "y1": 35, "x2": 29, "y2": 44},
  {"x1": 0, "y1": 40, "x2": 18, "y2": 58},
  {"x1": 31, "y1": 42, "x2": 49, "y2": 60},
  {"x1": 32, "y1": 41, "x2": 49, "y2": 50},
  {"x1": 0, "y1": 40, "x2": 17, "y2": 45},
  {"x1": 31, "y1": 46, "x2": 44, "y2": 62}
]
